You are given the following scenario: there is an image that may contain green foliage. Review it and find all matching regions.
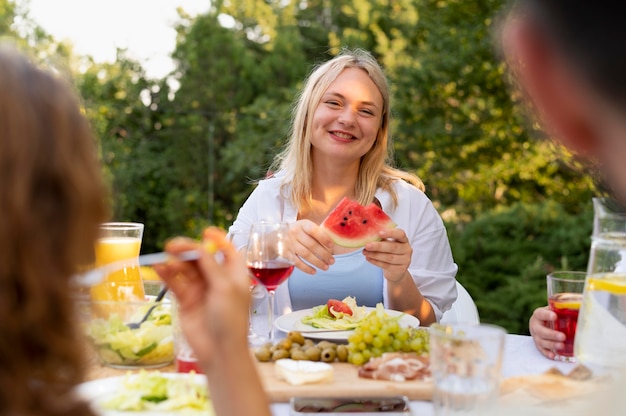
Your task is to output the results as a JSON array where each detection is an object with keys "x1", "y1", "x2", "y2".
[
  {"x1": 4, "y1": 0, "x2": 603, "y2": 334},
  {"x1": 449, "y1": 201, "x2": 593, "y2": 334}
]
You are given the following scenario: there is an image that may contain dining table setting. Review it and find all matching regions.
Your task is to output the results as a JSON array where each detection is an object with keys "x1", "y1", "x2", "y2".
[
  {"x1": 74, "y1": 213, "x2": 626, "y2": 416},
  {"x1": 81, "y1": 329, "x2": 607, "y2": 416}
]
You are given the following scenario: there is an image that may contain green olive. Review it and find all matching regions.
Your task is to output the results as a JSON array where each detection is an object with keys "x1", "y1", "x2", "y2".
[
  {"x1": 317, "y1": 341, "x2": 337, "y2": 350},
  {"x1": 304, "y1": 346, "x2": 321, "y2": 361},
  {"x1": 271, "y1": 349, "x2": 290, "y2": 361},
  {"x1": 278, "y1": 338, "x2": 293, "y2": 350},
  {"x1": 254, "y1": 347, "x2": 271, "y2": 362},
  {"x1": 290, "y1": 349, "x2": 308, "y2": 361},
  {"x1": 320, "y1": 347, "x2": 336, "y2": 362},
  {"x1": 287, "y1": 331, "x2": 306, "y2": 345},
  {"x1": 336, "y1": 344, "x2": 348, "y2": 362}
]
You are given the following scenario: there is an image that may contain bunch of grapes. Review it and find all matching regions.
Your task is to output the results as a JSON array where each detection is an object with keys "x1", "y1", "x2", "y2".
[{"x1": 347, "y1": 310, "x2": 430, "y2": 365}]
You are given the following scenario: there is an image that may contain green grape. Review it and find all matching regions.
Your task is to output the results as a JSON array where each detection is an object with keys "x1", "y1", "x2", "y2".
[
  {"x1": 349, "y1": 352, "x2": 365, "y2": 365},
  {"x1": 396, "y1": 329, "x2": 409, "y2": 342},
  {"x1": 347, "y1": 308, "x2": 430, "y2": 365},
  {"x1": 372, "y1": 336, "x2": 383, "y2": 349},
  {"x1": 348, "y1": 332, "x2": 363, "y2": 344},
  {"x1": 392, "y1": 339, "x2": 403, "y2": 351}
]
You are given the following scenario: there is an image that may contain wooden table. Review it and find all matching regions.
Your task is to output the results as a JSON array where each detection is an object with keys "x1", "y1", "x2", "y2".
[
  {"x1": 85, "y1": 336, "x2": 611, "y2": 416},
  {"x1": 86, "y1": 352, "x2": 434, "y2": 402}
]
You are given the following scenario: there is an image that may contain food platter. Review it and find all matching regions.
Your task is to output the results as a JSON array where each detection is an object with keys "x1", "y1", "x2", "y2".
[
  {"x1": 274, "y1": 307, "x2": 420, "y2": 341},
  {"x1": 75, "y1": 372, "x2": 209, "y2": 415}
]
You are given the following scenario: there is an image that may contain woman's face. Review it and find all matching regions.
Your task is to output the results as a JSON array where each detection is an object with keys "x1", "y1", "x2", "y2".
[{"x1": 309, "y1": 67, "x2": 383, "y2": 165}]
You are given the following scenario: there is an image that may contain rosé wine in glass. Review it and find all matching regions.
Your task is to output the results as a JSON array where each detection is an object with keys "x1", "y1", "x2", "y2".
[
  {"x1": 248, "y1": 260, "x2": 294, "y2": 291},
  {"x1": 246, "y1": 222, "x2": 295, "y2": 342}
]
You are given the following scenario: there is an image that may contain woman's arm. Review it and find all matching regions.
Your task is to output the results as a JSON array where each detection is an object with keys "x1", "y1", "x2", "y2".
[
  {"x1": 377, "y1": 183, "x2": 458, "y2": 323},
  {"x1": 155, "y1": 228, "x2": 271, "y2": 416}
]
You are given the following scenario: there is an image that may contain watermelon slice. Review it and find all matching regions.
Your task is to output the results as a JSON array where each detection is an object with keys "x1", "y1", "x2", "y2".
[{"x1": 320, "y1": 197, "x2": 396, "y2": 248}]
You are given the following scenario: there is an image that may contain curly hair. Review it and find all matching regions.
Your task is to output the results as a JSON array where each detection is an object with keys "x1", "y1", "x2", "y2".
[{"x1": 0, "y1": 43, "x2": 109, "y2": 415}]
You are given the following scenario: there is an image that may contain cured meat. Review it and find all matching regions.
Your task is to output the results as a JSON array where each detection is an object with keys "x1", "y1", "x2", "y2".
[{"x1": 358, "y1": 352, "x2": 431, "y2": 383}]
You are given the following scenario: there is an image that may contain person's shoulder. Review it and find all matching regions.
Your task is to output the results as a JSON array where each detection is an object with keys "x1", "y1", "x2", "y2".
[
  {"x1": 255, "y1": 171, "x2": 286, "y2": 188},
  {"x1": 388, "y1": 178, "x2": 431, "y2": 203}
]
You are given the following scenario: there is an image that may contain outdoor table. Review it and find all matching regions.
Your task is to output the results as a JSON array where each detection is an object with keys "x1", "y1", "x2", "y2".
[{"x1": 86, "y1": 333, "x2": 581, "y2": 415}]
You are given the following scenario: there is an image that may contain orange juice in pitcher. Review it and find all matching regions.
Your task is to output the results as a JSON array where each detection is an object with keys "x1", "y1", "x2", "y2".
[{"x1": 90, "y1": 222, "x2": 145, "y2": 302}]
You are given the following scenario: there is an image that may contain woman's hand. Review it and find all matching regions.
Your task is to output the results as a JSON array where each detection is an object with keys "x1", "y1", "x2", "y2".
[
  {"x1": 362, "y1": 228, "x2": 412, "y2": 282},
  {"x1": 154, "y1": 227, "x2": 251, "y2": 367},
  {"x1": 289, "y1": 219, "x2": 335, "y2": 274},
  {"x1": 529, "y1": 306, "x2": 565, "y2": 359}
]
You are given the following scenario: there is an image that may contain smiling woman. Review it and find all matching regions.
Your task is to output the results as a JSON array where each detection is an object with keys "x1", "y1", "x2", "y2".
[
  {"x1": 18, "y1": 0, "x2": 209, "y2": 78},
  {"x1": 229, "y1": 48, "x2": 459, "y2": 326}
]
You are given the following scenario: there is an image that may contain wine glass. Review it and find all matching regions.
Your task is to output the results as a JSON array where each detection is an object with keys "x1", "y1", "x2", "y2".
[
  {"x1": 246, "y1": 221, "x2": 295, "y2": 342},
  {"x1": 227, "y1": 228, "x2": 268, "y2": 347}
]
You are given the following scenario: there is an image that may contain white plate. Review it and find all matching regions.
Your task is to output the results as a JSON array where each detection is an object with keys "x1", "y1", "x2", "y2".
[
  {"x1": 274, "y1": 307, "x2": 420, "y2": 341},
  {"x1": 75, "y1": 372, "x2": 208, "y2": 415}
]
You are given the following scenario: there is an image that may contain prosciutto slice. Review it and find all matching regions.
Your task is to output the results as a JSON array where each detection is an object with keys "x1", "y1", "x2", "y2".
[{"x1": 358, "y1": 352, "x2": 431, "y2": 382}]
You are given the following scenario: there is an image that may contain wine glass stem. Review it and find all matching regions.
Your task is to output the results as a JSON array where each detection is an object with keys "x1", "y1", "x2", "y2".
[
  {"x1": 248, "y1": 285, "x2": 256, "y2": 339},
  {"x1": 268, "y1": 290, "x2": 276, "y2": 342}
]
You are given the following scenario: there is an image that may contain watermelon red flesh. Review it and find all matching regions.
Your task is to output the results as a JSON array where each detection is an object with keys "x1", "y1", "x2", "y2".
[{"x1": 320, "y1": 197, "x2": 396, "y2": 248}]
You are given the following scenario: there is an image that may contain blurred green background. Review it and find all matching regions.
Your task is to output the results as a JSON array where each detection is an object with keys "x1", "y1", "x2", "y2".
[{"x1": 1, "y1": 0, "x2": 598, "y2": 334}]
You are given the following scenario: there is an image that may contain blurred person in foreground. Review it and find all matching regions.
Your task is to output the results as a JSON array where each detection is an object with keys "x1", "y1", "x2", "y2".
[
  {"x1": 499, "y1": 2, "x2": 626, "y2": 364},
  {"x1": 0, "y1": 43, "x2": 108, "y2": 415},
  {"x1": 0, "y1": 43, "x2": 269, "y2": 416}
]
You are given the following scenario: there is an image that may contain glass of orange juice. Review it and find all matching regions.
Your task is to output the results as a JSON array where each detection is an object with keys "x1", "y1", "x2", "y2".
[
  {"x1": 547, "y1": 271, "x2": 586, "y2": 362},
  {"x1": 90, "y1": 222, "x2": 145, "y2": 302}
]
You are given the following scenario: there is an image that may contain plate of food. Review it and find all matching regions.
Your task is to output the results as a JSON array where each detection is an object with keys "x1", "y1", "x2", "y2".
[
  {"x1": 75, "y1": 371, "x2": 213, "y2": 415},
  {"x1": 275, "y1": 297, "x2": 420, "y2": 341}
]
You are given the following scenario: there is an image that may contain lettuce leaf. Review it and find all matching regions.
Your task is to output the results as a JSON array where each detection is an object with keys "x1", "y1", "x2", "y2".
[{"x1": 100, "y1": 370, "x2": 213, "y2": 413}]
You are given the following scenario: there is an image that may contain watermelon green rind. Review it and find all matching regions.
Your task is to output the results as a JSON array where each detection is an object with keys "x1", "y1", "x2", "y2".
[{"x1": 320, "y1": 197, "x2": 396, "y2": 248}]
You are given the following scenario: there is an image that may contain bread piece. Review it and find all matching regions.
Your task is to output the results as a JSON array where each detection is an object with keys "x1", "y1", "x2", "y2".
[{"x1": 501, "y1": 366, "x2": 598, "y2": 402}]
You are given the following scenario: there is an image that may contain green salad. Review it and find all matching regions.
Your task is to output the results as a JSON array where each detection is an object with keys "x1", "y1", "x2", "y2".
[
  {"x1": 85, "y1": 302, "x2": 173, "y2": 366},
  {"x1": 301, "y1": 297, "x2": 374, "y2": 330},
  {"x1": 99, "y1": 370, "x2": 213, "y2": 413}
]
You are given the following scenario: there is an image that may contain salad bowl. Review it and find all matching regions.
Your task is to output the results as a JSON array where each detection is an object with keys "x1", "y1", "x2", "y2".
[{"x1": 74, "y1": 279, "x2": 174, "y2": 369}]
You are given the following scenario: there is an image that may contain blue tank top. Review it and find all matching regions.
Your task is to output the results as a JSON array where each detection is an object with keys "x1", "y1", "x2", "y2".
[{"x1": 288, "y1": 249, "x2": 384, "y2": 310}]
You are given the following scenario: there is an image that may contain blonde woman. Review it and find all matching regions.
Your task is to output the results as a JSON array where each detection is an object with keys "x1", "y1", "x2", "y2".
[{"x1": 230, "y1": 49, "x2": 458, "y2": 326}]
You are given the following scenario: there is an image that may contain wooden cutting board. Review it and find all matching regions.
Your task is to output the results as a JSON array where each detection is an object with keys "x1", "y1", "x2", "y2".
[
  {"x1": 85, "y1": 353, "x2": 434, "y2": 402},
  {"x1": 255, "y1": 361, "x2": 434, "y2": 402}
]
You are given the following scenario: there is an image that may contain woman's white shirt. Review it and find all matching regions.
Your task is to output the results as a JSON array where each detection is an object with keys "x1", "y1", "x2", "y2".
[{"x1": 228, "y1": 173, "x2": 458, "y2": 321}]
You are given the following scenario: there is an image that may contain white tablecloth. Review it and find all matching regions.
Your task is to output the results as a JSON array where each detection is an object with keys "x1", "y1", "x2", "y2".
[{"x1": 268, "y1": 334, "x2": 577, "y2": 416}]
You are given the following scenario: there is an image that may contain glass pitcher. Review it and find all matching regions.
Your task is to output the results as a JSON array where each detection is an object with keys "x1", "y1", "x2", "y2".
[
  {"x1": 575, "y1": 198, "x2": 626, "y2": 372},
  {"x1": 592, "y1": 197, "x2": 626, "y2": 236}
]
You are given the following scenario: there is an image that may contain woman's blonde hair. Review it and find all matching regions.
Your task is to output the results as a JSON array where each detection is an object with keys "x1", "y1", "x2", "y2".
[
  {"x1": 0, "y1": 43, "x2": 108, "y2": 416},
  {"x1": 272, "y1": 48, "x2": 424, "y2": 210}
]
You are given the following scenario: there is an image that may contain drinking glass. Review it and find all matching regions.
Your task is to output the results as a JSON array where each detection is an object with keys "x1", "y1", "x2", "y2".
[
  {"x1": 171, "y1": 293, "x2": 203, "y2": 374},
  {"x1": 575, "y1": 232, "x2": 626, "y2": 372},
  {"x1": 227, "y1": 228, "x2": 268, "y2": 347},
  {"x1": 546, "y1": 271, "x2": 586, "y2": 362},
  {"x1": 430, "y1": 323, "x2": 506, "y2": 416},
  {"x1": 89, "y1": 222, "x2": 145, "y2": 302},
  {"x1": 246, "y1": 222, "x2": 295, "y2": 342}
]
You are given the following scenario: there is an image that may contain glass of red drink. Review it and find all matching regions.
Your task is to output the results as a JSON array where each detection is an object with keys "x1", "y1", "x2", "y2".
[
  {"x1": 547, "y1": 271, "x2": 586, "y2": 362},
  {"x1": 171, "y1": 294, "x2": 204, "y2": 374},
  {"x1": 228, "y1": 228, "x2": 269, "y2": 347},
  {"x1": 246, "y1": 222, "x2": 295, "y2": 342}
]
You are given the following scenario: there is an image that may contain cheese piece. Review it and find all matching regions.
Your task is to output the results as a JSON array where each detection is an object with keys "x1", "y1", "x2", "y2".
[{"x1": 274, "y1": 359, "x2": 334, "y2": 386}]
